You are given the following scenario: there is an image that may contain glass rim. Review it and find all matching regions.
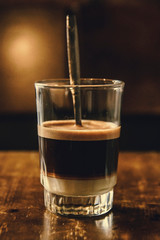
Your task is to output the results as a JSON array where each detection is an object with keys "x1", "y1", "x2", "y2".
[{"x1": 35, "y1": 78, "x2": 125, "y2": 89}]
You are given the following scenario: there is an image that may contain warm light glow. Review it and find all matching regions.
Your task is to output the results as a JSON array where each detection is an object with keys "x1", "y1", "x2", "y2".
[
  {"x1": 11, "y1": 36, "x2": 33, "y2": 58},
  {"x1": 2, "y1": 25, "x2": 45, "y2": 70},
  {"x1": 0, "y1": 8, "x2": 65, "y2": 113}
]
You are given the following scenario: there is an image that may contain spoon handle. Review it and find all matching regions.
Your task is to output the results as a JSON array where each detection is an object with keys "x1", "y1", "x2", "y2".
[{"x1": 66, "y1": 14, "x2": 82, "y2": 126}]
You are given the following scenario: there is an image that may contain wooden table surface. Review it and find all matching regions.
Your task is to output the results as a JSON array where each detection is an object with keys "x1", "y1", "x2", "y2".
[{"x1": 0, "y1": 151, "x2": 160, "y2": 240}]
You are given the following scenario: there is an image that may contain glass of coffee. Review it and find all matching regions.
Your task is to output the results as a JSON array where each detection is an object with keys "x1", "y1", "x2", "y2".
[{"x1": 35, "y1": 78, "x2": 124, "y2": 217}]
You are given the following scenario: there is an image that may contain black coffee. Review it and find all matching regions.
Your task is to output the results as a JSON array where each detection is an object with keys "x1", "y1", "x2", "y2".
[{"x1": 38, "y1": 120, "x2": 120, "y2": 180}]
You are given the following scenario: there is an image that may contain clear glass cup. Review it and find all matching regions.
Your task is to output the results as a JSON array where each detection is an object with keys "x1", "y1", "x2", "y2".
[{"x1": 35, "y1": 78, "x2": 124, "y2": 217}]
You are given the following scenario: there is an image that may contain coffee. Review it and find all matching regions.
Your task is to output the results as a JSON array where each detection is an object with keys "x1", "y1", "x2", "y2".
[{"x1": 38, "y1": 120, "x2": 120, "y2": 196}]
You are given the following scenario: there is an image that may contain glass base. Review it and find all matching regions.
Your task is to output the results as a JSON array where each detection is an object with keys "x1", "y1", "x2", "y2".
[{"x1": 44, "y1": 189, "x2": 114, "y2": 217}]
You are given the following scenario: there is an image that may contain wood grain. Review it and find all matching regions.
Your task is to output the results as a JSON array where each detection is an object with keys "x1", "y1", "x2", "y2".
[{"x1": 0, "y1": 151, "x2": 160, "y2": 239}]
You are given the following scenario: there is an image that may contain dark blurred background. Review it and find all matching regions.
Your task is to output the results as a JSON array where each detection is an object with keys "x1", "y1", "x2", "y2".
[{"x1": 0, "y1": 0, "x2": 160, "y2": 151}]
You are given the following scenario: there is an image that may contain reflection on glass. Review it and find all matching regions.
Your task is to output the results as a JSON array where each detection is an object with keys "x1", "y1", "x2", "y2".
[
  {"x1": 40, "y1": 210, "x2": 113, "y2": 240},
  {"x1": 95, "y1": 212, "x2": 113, "y2": 237}
]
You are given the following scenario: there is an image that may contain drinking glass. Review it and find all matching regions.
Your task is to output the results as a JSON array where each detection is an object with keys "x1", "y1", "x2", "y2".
[{"x1": 35, "y1": 78, "x2": 124, "y2": 216}]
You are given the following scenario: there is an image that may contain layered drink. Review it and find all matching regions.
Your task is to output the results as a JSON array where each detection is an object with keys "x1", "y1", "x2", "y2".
[{"x1": 38, "y1": 119, "x2": 120, "y2": 197}]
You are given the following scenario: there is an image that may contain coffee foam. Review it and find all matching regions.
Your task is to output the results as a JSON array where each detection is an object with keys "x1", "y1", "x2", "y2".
[{"x1": 38, "y1": 120, "x2": 120, "y2": 141}]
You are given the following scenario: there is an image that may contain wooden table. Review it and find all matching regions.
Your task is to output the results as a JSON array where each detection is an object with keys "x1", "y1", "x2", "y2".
[{"x1": 0, "y1": 151, "x2": 160, "y2": 239}]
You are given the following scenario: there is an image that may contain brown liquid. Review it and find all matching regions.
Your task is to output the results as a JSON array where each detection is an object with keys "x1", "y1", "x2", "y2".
[{"x1": 38, "y1": 120, "x2": 120, "y2": 179}]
